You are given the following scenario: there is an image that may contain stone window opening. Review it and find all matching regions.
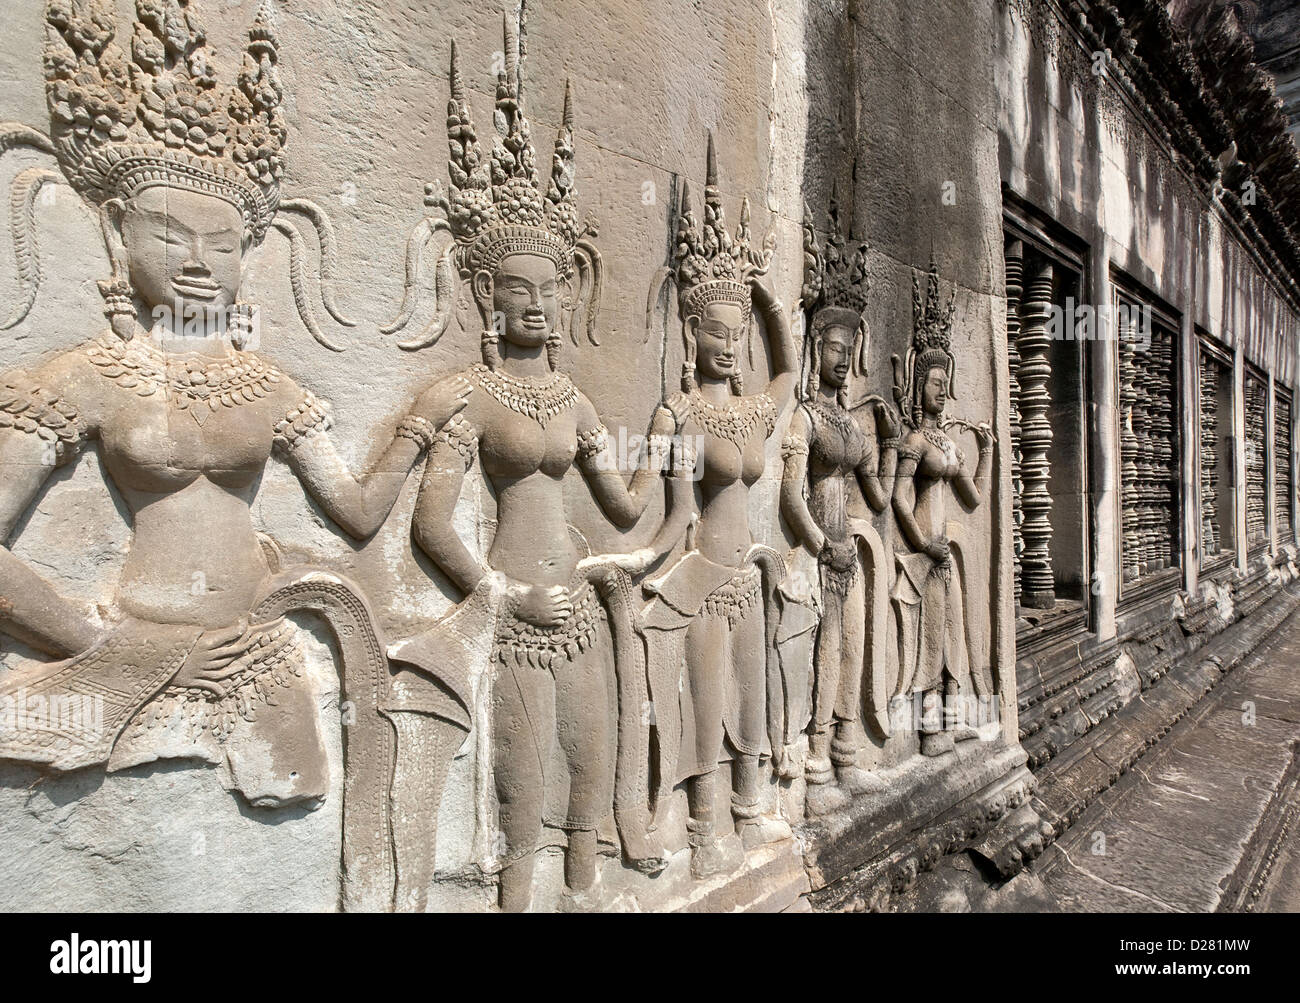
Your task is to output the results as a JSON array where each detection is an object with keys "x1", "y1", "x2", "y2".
[
  {"x1": 1113, "y1": 277, "x2": 1181, "y2": 603},
  {"x1": 1198, "y1": 335, "x2": 1236, "y2": 569},
  {"x1": 1244, "y1": 365, "x2": 1269, "y2": 555},
  {"x1": 1274, "y1": 383, "x2": 1293, "y2": 546},
  {"x1": 1004, "y1": 217, "x2": 1092, "y2": 636}
]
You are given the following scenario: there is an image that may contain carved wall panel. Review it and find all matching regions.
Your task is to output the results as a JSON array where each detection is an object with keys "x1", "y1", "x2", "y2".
[{"x1": 0, "y1": 0, "x2": 1027, "y2": 913}]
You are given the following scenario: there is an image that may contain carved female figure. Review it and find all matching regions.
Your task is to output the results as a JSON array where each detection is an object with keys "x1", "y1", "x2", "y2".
[
  {"x1": 0, "y1": 0, "x2": 467, "y2": 877},
  {"x1": 779, "y1": 201, "x2": 898, "y2": 814},
  {"x1": 402, "y1": 18, "x2": 688, "y2": 912},
  {"x1": 889, "y1": 260, "x2": 994, "y2": 757},
  {"x1": 642, "y1": 135, "x2": 798, "y2": 877}
]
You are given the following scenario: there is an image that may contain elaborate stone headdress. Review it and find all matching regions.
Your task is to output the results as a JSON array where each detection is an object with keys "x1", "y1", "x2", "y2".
[
  {"x1": 892, "y1": 255, "x2": 957, "y2": 430},
  {"x1": 1, "y1": 1, "x2": 353, "y2": 348},
  {"x1": 800, "y1": 190, "x2": 869, "y2": 403},
  {"x1": 383, "y1": 0, "x2": 601, "y2": 352},
  {"x1": 43, "y1": 0, "x2": 284, "y2": 238},
  {"x1": 673, "y1": 132, "x2": 774, "y2": 321}
]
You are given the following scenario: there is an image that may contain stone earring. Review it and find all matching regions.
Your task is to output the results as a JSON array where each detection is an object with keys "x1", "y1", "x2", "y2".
[
  {"x1": 230, "y1": 302, "x2": 258, "y2": 350},
  {"x1": 97, "y1": 277, "x2": 136, "y2": 341}
]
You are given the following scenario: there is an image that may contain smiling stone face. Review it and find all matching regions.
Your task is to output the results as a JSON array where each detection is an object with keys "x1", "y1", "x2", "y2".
[
  {"x1": 694, "y1": 301, "x2": 746, "y2": 380},
  {"x1": 818, "y1": 323, "x2": 854, "y2": 390},
  {"x1": 487, "y1": 252, "x2": 561, "y2": 349},
  {"x1": 118, "y1": 186, "x2": 248, "y2": 324}
]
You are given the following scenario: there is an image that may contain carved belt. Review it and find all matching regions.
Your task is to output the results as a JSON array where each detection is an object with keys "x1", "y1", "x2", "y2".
[
  {"x1": 493, "y1": 578, "x2": 605, "y2": 671},
  {"x1": 701, "y1": 565, "x2": 762, "y2": 627},
  {"x1": 122, "y1": 618, "x2": 301, "y2": 742}
]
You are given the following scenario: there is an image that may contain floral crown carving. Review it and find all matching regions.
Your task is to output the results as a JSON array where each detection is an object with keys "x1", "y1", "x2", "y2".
[
  {"x1": 801, "y1": 190, "x2": 869, "y2": 327},
  {"x1": 911, "y1": 253, "x2": 955, "y2": 362},
  {"x1": 432, "y1": 1, "x2": 582, "y2": 279},
  {"x1": 892, "y1": 255, "x2": 958, "y2": 428},
  {"x1": 674, "y1": 132, "x2": 774, "y2": 319},
  {"x1": 42, "y1": 0, "x2": 286, "y2": 241}
]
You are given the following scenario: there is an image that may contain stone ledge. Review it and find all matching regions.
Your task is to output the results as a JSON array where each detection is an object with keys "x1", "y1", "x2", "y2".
[
  {"x1": 799, "y1": 743, "x2": 1037, "y2": 911},
  {"x1": 1031, "y1": 581, "x2": 1300, "y2": 847}
]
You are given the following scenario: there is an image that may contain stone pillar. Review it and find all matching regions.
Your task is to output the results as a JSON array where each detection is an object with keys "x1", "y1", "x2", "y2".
[
  {"x1": 1005, "y1": 238, "x2": 1024, "y2": 607},
  {"x1": 1018, "y1": 252, "x2": 1054, "y2": 608},
  {"x1": 1090, "y1": 249, "x2": 1118, "y2": 641}
]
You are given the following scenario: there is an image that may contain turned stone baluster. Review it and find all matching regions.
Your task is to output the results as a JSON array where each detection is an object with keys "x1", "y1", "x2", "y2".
[
  {"x1": 1018, "y1": 253, "x2": 1054, "y2": 608},
  {"x1": 1119, "y1": 319, "x2": 1141, "y2": 583},
  {"x1": 1199, "y1": 351, "x2": 1218, "y2": 555},
  {"x1": 1151, "y1": 329, "x2": 1174, "y2": 570},
  {"x1": 1005, "y1": 239, "x2": 1024, "y2": 606},
  {"x1": 1245, "y1": 376, "x2": 1267, "y2": 547},
  {"x1": 1275, "y1": 393, "x2": 1292, "y2": 538}
]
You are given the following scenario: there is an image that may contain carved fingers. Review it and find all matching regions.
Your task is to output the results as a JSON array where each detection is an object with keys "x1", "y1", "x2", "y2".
[
  {"x1": 925, "y1": 536, "x2": 952, "y2": 567},
  {"x1": 874, "y1": 400, "x2": 901, "y2": 439},
  {"x1": 172, "y1": 618, "x2": 280, "y2": 697},
  {"x1": 512, "y1": 583, "x2": 573, "y2": 629},
  {"x1": 415, "y1": 374, "x2": 473, "y2": 430}
]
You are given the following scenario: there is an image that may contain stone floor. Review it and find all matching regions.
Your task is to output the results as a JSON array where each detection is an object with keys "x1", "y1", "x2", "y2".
[{"x1": 893, "y1": 606, "x2": 1300, "y2": 912}]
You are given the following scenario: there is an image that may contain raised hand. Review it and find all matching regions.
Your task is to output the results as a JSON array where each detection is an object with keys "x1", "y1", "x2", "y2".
[
  {"x1": 874, "y1": 400, "x2": 901, "y2": 439},
  {"x1": 414, "y1": 374, "x2": 473, "y2": 430}
]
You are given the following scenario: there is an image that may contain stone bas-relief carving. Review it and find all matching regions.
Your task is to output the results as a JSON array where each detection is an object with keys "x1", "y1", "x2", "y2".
[
  {"x1": 779, "y1": 196, "x2": 897, "y2": 814},
  {"x1": 889, "y1": 259, "x2": 995, "y2": 758},
  {"x1": 640, "y1": 133, "x2": 799, "y2": 880},
  {"x1": 389, "y1": 9, "x2": 694, "y2": 912},
  {"x1": 0, "y1": 0, "x2": 471, "y2": 912},
  {"x1": 0, "y1": 0, "x2": 1047, "y2": 914}
]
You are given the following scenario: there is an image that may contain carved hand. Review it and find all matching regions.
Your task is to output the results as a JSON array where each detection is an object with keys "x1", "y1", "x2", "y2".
[
  {"x1": 663, "y1": 391, "x2": 692, "y2": 431},
  {"x1": 925, "y1": 536, "x2": 952, "y2": 566},
  {"x1": 171, "y1": 619, "x2": 267, "y2": 698},
  {"x1": 874, "y1": 401, "x2": 901, "y2": 440},
  {"x1": 973, "y1": 421, "x2": 995, "y2": 452},
  {"x1": 820, "y1": 537, "x2": 857, "y2": 574},
  {"x1": 510, "y1": 583, "x2": 573, "y2": 629},
  {"x1": 747, "y1": 274, "x2": 781, "y2": 315},
  {"x1": 414, "y1": 375, "x2": 473, "y2": 430}
]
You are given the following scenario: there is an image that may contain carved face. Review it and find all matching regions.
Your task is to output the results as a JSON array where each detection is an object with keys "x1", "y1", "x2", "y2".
[
  {"x1": 481, "y1": 253, "x2": 560, "y2": 349},
  {"x1": 818, "y1": 323, "x2": 854, "y2": 390},
  {"x1": 114, "y1": 186, "x2": 248, "y2": 323},
  {"x1": 921, "y1": 365, "x2": 949, "y2": 417},
  {"x1": 692, "y1": 302, "x2": 745, "y2": 381}
]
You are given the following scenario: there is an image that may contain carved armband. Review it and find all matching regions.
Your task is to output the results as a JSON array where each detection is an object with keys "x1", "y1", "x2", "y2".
[
  {"x1": 881, "y1": 436, "x2": 902, "y2": 451},
  {"x1": 758, "y1": 393, "x2": 778, "y2": 438},
  {"x1": 781, "y1": 433, "x2": 809, "y2": 461},
  {"x1": 432, "y1": 413, "x2": 478, "y2": 471},
  {"x1": 272, "y1": 390, "x2": 332, "y2": 455},
  {"x1": 395, "y1": 414, "x2": 438, "y2": 451},
  {"x1": 0, "y1": 372, "x2": 85, "y2": 465},
  {"x1": 670, "y1": 437, "x2": 698, "y2": 477},
  {"x1": 897, "y1": 442, "x2": 924, "y2": 463},
  {"x1": 576, "y1": 423, "x2": 613, "y2": 466}
]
